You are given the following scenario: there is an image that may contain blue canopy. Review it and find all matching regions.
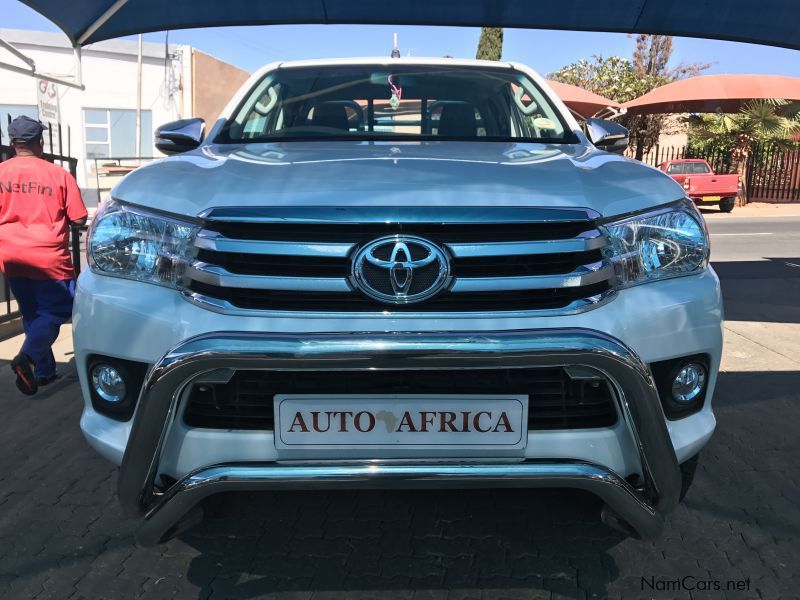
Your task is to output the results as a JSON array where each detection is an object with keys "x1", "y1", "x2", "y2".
[{"x1": 19, "y1": 0, "x2": 800, "y2": 50}]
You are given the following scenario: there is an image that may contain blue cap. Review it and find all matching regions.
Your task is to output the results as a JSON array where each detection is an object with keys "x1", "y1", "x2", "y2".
[{"x1": 8, "y1": 115, "x2": 46, "y2": 144}]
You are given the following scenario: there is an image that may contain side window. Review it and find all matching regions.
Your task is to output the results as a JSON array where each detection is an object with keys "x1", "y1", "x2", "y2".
[
  {"x1": 667, "y1": 163, "x2": 687, "y2": 174},
  {"x1": 693, "y1": 163, "x2": 711, "y2": 174}
]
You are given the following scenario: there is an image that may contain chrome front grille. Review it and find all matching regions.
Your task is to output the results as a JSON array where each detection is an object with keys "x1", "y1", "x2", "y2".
[{"x1": 183, "y1": 207, "x2": 616, "y2": 314}]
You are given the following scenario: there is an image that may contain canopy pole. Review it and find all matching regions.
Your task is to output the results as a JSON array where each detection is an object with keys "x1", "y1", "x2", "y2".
[
  {"x1": 0, "y1": 31, "x2": 84, "y2": 89},
  {"x1": 74, "y1": 45, "x2": 83, "y2": 88},
  {"x1": 596, "y1": 107, "x2": 627, "y2": 120},
  {"x1": 0, "y1": 38, "x2": 35, "y2": 67},
  {"x1": 0, "y1": 40, "x2": 85, "y2": 91},
  {"x1": 77, "y1": 0, "x2": 130, "y2": 45}
]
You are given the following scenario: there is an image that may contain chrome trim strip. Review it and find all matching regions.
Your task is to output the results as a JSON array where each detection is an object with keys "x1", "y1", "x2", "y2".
[
  {"x1": 194, "y1": 230, "x2": 354, "y2": 257},
  {"x1": 446, "y1": 232, "x2": 606, "y2": 258},
  {"x1": 451, "y1": 262, "x2": 613, "y2": 292},
  {"x1": 180, "y1": 288, "x2": 616, "y2": 319},
  {"x1": 136, "y1": 460, "x2": 658, "y2": 546},
  {"x1": 187, "y1": 262, "x2": 351, "y2": 292},
  {"x1": 117, "y1": 330, "x2": 681, "y2": 544},
  {"x1": 594, "y1": 197, "x2": 695, "y2": 225},
  {"x1": 199, "y1": 205, "x2": 602, "y2": 223}
]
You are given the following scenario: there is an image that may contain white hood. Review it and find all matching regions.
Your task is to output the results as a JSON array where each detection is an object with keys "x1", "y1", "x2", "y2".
[{"x1": 113, "y1": 140, "x2": 686, "y2": 219}]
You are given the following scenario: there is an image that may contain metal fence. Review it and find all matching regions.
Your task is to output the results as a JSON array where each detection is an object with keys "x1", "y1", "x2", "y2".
[
  {"x1": 629, "y1": 144, "x2": 737, "y2": 174},
  {"x1": 630, "y1": 143, "x2": 800, "y2": 203},
  {"x1": 746, "y1": 144, "x2": 800, "y2": 203},
  {"x1": 0, "y1": 119, "x2": 81, "y2": 325}
]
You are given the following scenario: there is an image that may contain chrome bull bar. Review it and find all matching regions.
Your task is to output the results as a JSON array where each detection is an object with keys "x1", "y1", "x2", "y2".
[{"x1": 117, "y1": 329, "x2": 682, "y2": 545}]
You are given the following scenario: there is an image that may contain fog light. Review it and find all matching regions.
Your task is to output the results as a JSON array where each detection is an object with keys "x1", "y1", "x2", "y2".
[
  {"x1": 91, "y1": 364, "x2": 126, "y2": 403},
  {"x1": 671, "y1": 363, "x2": 707, "y2": 403}
]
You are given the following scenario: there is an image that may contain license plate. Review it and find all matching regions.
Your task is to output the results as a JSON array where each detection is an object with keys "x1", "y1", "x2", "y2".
[
  {"x1": 701, "y1": 195, "x2": 721, "y2": 202},
  {"x1": 274, "y1": 394, "x2": 528, "y2": 450}
]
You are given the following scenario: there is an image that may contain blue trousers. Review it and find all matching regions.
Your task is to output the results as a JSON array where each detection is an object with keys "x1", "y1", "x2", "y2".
[{"x1": 7, "y1": 278, "x2": 75, "y2": 379}]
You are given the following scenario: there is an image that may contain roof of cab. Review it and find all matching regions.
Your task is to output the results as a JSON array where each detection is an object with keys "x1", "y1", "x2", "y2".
[{"x1": 273, "y1": 56, "x2": 517, "y2": 70}]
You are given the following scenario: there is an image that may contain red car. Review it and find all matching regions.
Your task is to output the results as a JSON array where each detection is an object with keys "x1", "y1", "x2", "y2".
[{"x1": 658, "y1": 159, "x2": 740, "y2": 213}]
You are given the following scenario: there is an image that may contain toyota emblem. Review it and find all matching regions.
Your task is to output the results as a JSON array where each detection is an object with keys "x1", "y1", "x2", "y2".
[{"x1": 351, "y1": 236, "x2": 451, "y2": 304}]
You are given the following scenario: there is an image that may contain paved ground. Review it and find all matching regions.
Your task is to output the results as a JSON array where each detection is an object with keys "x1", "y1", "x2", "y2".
[{"x1": 1, "y1": 209, "x2": 799, "y2": 600}]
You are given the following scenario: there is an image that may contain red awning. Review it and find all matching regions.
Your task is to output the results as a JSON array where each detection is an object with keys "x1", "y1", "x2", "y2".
[
  {"x1": 624, "y1": 74, "x2": 800, "y2": 114},
  {"x1": 545, "y1": 80, "x2": 621, "y2": 118}
]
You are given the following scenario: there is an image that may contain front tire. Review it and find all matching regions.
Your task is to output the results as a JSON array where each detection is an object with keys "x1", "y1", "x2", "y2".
[{"x1": 719, "y1": 198, "x2": 735, "y2": 213}]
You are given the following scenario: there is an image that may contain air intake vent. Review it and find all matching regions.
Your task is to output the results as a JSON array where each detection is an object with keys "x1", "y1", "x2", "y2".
[{"x1": 184, "y1": 368, "x2": 618, "y2": 431}]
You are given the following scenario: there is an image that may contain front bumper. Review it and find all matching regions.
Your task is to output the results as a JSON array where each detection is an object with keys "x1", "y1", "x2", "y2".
[{"x1": 118, "y1": 329, "x2": 682, "y2": 545}]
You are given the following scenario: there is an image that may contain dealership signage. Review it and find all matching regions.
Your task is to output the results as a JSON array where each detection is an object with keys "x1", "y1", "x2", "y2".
[{"x1": 36, "y1": 78, "x2": 61, "y2": 151}]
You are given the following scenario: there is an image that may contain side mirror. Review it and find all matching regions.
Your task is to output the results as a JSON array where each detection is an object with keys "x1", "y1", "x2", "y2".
[
  {"x1": 585, "y1": 118, "x2": 629, "y2": 155},
  {"x1": 155, "y1": 118, "x2": 205, "y2": 155}
]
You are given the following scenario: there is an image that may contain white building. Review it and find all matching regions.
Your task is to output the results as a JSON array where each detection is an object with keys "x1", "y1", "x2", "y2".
[{"x1": 0, "y1": 28, "x2": 249, "y2": 205}]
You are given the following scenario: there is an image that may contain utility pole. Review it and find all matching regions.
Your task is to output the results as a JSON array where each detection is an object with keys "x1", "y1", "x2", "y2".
[{"x1": 135, "y1": 34, "x2": 142, "y2": 161}]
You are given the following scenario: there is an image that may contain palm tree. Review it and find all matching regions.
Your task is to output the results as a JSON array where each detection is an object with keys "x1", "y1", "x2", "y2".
[
  {"x1": 691, "y1": 100, "x2": 800, "y2": 171},
  {"x1": 689, "y1": 100, "x2": 800, "y2": 199}
]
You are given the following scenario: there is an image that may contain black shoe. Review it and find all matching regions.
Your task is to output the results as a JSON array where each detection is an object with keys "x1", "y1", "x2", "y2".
[
  {"x1": 36, "y1": 373, "x2": 61, "y2": 386},
  {"x1": 11, "y1": 354, "x2": 38, "y2": 396}
]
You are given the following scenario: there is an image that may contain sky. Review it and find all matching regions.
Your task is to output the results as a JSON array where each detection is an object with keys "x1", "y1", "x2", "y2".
[{"x1": 3, "y1": 0, "x2": 800, "y2": 77}]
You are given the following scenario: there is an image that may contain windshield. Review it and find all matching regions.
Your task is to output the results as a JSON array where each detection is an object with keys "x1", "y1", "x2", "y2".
[
  {"x1": 667, "y1": 162, "x2": 712, "y2": 175},
  {"x1": 217, "y1": 64, "x2": 577, "y2": 144}
]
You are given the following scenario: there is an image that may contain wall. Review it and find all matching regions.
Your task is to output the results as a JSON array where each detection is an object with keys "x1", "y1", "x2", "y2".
[
  {"x1": 191, "y1": 49, "x2": 250, "y2": 132},
  {"x1": 655, "y1": 114, "x2": 688, "y2": 148},
  {"x1": 0, "y1": 29, "x2": 183, "y2": 204}
]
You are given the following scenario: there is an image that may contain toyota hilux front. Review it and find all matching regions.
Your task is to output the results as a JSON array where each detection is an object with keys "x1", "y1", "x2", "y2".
[{"x1": 73, "y1": 57, "x2": 722, "y2": 545}]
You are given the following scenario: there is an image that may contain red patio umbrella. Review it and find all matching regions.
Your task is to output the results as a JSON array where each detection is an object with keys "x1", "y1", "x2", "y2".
[
  {"x1": 545, "y1": 80, "x2": 622, "y2": 119},
  {"x1": 623, "y1": 74, "x2": 800, "y2": 115}
]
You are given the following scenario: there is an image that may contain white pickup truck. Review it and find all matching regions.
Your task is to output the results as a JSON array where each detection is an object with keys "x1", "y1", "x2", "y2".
[{"x1": 74, "y1": 57, "x2": 722, "y2": 545}]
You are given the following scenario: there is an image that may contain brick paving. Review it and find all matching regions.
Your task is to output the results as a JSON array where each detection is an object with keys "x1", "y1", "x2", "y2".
[{"x1": 0, "y1": 353, "x2": 797, "y2": 600}]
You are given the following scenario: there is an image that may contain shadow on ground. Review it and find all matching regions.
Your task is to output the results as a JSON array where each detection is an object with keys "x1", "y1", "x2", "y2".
[
  {"x1": 713, "y1": 258, "x2": 800, "y2": 323},
  {"x1": 179, "y1": 489, "x2": 623, "y2": 598}
]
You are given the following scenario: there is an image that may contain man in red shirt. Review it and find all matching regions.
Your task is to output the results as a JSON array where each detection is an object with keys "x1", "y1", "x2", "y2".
[{"x1": 0, "y1": 116, "x2": 87, "y2": 395}]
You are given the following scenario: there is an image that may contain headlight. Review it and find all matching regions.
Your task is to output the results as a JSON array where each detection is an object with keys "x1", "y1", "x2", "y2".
[
  {"x1": 88, "y1": 200, "x2": 199, "y2": 288},
  {"x1": 601, "y1": 200, "x2": 709, "y2": 288}
]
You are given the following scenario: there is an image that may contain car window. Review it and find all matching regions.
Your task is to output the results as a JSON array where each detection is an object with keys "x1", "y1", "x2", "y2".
[
  {"x1": 218, "y1": 64, "x2": 576, "y2": 144},
  {"x1": 667, "y1": 162, "x2": 712, "y2": 175}
]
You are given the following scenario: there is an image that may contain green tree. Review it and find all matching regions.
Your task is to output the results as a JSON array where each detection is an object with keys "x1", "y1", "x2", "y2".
[
  {"x1": 550, "y1": 35, "x2": 708, "y2": 159},
  {"x1": 633, "y1": 34, "x2": 708, "y2": 81},
  {"x1": 549, "y1": 54, "x2": 665, "y2": 158},
  {"x1": 476, "y1": 27, "x2": 503, "y2": 61},
  {"x1": 688, "y1": 100, "x2": 800, "y2": 183},
  {"x1": 627, "y1": 35, "x2": 708, "y2": 160},
  {"x1": 548, "y1": 55, "x2": 652, "y2": 104}
]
